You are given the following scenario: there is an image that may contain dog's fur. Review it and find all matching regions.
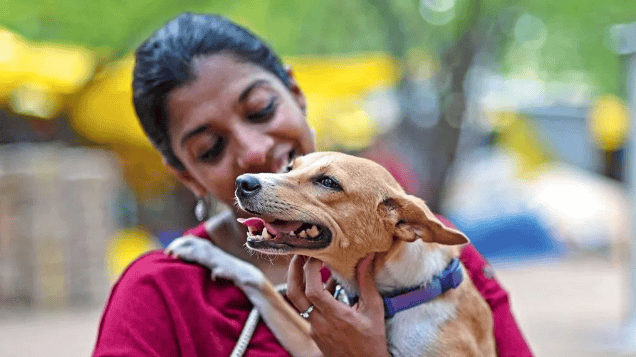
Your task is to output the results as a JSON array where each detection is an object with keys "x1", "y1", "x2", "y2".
[{"x1": 167, "y1": 152, "x2": 496, "y2": 357}]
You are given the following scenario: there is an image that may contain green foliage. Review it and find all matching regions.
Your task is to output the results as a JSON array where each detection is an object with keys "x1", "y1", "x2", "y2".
[
  {"x1": 0, "y1": 0, "x2": 224, "y2": 55},
  {"x1": 0, "y1": 0, "x2": 634, "y2": 94},
  {"x1": 493, "y1": 0, "x2": 636, "y2": 95}
]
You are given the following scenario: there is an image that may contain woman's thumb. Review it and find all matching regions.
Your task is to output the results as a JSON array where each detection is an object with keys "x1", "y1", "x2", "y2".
[{"x1": 356, "y1": 253, "x2": 383, "y2": 312}]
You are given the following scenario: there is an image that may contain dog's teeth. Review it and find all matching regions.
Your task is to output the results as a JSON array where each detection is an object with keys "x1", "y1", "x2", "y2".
[
  {"x1": 299, "y1": 230, "x2": 307, "y2": 238},
  {"x1": 289, "y1": 231, "x2": 296, "y2": 236},
  {"x1": 263, "y1": 227, "x2": 272, "y2": 239},
  {"x1": 248, "y1": 226, "x2": 256, "y2": 234},
  {"x1": 307, "y1": 225, "x2": 319, "y2": 237}
]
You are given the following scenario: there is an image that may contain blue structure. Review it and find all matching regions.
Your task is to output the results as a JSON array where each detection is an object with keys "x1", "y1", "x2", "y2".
[{"x1": 450, "y1": 212, "x2": 566, "y2": 266}]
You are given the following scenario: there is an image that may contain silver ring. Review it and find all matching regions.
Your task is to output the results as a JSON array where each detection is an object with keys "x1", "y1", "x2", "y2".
[{"x1": 299, "y1": 305, "x2": 314, "y2": 319}]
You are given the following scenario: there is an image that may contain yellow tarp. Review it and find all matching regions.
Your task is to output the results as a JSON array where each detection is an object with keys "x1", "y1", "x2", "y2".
[
  {"x1": 71, "y1": 57, "x2": 152, "y2": 148},
  {"x1": 0, "y1": 28, "x2": 96, "y2": 118},
  {"x1": 71, "y1": 52, "x2": 400, "y2": 151},
  {"x1": 589, "y1": 95, "x2": 629, "y2": 151}
]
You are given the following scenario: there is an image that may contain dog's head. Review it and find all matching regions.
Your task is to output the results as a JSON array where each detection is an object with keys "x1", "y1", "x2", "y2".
[{"x1": 235, "y1": 152, "x2": 468, "y2": 276}]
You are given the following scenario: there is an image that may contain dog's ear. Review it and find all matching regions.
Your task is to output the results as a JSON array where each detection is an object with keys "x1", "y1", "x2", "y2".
[{"x1": 379, "y1": 196, "x2": 468, "y2": 245}]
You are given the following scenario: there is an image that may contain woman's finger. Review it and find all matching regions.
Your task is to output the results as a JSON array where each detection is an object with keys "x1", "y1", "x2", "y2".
[
  {"x1": 299, "y1": 254, "x2": 390, "y2": 357},
  {"x1": 286, "y1": 255, "x2": 330, "y2": 324},
  {"x1": 303, "y1": 257, "x2": 347, "y2": 315},
  {"x1": 287, "y1": 255, "x2": 311, "y2": 311},
  {"x1": 355, "y1": 253, "x2": 384, "y2": 315}
]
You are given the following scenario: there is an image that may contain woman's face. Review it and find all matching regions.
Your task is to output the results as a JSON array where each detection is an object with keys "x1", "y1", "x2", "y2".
[{"x1": 166, "y1": 53, "x2": 316, "y2": 207}]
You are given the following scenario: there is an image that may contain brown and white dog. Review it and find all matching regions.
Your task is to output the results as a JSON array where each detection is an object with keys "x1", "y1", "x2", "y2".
[{"x1": 167, "y1": 152, "x2": 496, "y2": 357}]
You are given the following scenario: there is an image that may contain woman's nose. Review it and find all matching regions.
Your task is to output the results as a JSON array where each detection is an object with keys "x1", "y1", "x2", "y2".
[{"x1": 235, "y1": 128, "x2": 274, "y2": 170}]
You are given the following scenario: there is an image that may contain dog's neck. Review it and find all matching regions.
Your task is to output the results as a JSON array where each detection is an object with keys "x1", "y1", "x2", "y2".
[{"x1": 329, "y1": 241, "x2": 457, "y2": 297}]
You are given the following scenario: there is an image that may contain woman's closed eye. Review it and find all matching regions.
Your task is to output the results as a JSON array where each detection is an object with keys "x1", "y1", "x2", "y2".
[
  {"x1": 198, "y1": 136, "x2": 227, "y2": 164},
  {"x1": 246, "y1": 98, "x2": 278, "y2": 123}
]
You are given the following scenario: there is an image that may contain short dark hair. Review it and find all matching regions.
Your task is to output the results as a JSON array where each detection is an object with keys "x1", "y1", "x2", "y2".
[{"x1": 133, "y1": 13, "x2": 291, "y2": 171}]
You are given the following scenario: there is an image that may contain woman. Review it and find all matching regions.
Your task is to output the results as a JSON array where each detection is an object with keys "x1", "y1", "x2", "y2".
[{"x1": 92, "y1": 13, "x2": 533, "y2": 357}]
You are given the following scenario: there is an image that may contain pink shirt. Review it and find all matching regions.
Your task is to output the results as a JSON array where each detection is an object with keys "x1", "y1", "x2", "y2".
[{"x1": 93, "y1": 221, "x2": 533, "y2": 356}]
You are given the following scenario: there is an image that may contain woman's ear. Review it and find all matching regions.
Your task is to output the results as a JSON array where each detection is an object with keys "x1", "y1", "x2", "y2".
[
  {"x1": 162, "y1": 157, "x2": 207, "y2": 198},
  {"x1": 285, "y1": 65, "x2": 307, "y2": 114}
]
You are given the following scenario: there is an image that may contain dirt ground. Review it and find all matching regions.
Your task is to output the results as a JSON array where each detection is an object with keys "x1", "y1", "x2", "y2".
[
  {"x1": 495, "y1": 256, "x2": 632, "y2": 357},
  {"x1": 0, "y1": 256, "x2": 633, "y2": 357}
]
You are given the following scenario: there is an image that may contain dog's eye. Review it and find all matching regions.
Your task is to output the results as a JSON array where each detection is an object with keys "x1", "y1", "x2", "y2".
[{"x1": 315, "y1": 175, "x2": 342, "y2": 190}]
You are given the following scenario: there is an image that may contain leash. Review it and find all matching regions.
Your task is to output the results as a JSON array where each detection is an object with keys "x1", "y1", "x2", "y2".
[
  {"x1": 230, "y1": 307, "x2": 260, "y2": 357},
  {"x1": 230, "y1": 284, "x2": 288, "y2": 357}
]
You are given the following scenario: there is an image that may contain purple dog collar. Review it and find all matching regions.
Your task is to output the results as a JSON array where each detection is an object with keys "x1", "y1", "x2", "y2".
[{"x1": 380, "y1": 258, "x2": 464, "y2": 319}]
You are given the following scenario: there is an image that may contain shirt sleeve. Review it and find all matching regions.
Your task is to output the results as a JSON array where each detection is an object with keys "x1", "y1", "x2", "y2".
[
  {"x1": 92, "y1": 253, "x2": 180, "y2": 357},
  {"x1": 460, "y1": 244, "x2": 534, "y2": 357}
]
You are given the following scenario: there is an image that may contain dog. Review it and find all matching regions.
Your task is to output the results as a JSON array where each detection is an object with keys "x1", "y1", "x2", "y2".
[{"x1": 167, "y1": 152, "x2": 496, "y2": 357}]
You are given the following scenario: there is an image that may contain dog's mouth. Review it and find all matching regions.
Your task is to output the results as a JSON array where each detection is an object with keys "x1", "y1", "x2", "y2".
[{"x1": 237, "y1": 217, "x2": 332, "y2": 253}]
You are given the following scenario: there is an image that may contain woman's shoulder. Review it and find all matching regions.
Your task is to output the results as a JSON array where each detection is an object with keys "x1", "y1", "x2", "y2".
[
  {"x1": 115, "y1": 210, "x2": 245, "y2": 294},
  {"x1": 122, "y1": 250, "x2": 204, "y2": 275},
  {"x1": 113, "y1": 251, "x2": 207, "y2": 293},
  {"x1": 114, "y1": 247, "x2": 243, "y2": 297},
  {"x1": 95, "y1": 249, "x2": 260, "y2": 356},
  {"x1": 104, "y1": 248, "x2": 253, "y2": 322}
]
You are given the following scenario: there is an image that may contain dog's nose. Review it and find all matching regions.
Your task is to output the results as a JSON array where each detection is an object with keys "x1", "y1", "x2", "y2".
[{"x1": 236, "y1": 174, "x2": 262, "y2": 198}]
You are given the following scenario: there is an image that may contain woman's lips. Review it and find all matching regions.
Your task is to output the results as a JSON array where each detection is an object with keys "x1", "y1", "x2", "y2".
[
  {"x1": 272, "y1": 156, "x2": 286, "y2": 173},
  {"x1": 272, "y1": 149, "x2": 296, "y2": 173}
]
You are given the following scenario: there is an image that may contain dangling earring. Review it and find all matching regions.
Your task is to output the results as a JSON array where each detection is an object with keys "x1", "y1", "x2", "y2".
[{"x1": 194, "y1": 197, "x2": 209, "y2": 222}]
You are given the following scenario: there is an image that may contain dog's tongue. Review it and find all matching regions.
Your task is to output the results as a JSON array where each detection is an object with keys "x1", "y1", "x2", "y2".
[
  {"x1": 237, "y1": 217, "x2": 303, "y2": 235},
  {"x1": 237, "y1": 217, "x2": 265, "y2": 230}
]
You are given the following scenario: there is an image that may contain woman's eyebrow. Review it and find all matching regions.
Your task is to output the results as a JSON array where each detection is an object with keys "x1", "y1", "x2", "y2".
[
  {"x1": 181, "y1": 125, "x2": 209, "y2": 148},
  {"x1": 180, "y1": 79, "x2": 271, "y2": 148},
  {"x1": 238, "y1": 79, "x2": 269, "y2": 103}
]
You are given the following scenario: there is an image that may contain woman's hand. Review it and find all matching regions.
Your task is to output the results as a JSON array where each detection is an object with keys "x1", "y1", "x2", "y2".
[{"x1": 287, "y1": 254, "x2": 390, "y2": 357}]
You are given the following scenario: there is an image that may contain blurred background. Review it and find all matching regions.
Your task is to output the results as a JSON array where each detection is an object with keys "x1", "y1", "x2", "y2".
[{"x1": 0, "y1": 0, "x2": 635, "y2": 356}]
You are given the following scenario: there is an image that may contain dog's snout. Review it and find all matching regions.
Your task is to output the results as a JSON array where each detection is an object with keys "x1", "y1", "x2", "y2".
[{"x1": 236, "y1": 174, "x2": 262, "y2": 199}]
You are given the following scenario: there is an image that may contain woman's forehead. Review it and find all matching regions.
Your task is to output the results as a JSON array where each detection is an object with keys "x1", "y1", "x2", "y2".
[
  {"x1": 191, "y1": 53, "x2": 279, "y2": 86},
  {"x1": 167, "y1": 55, "x2": 278, "y2": 126}
]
